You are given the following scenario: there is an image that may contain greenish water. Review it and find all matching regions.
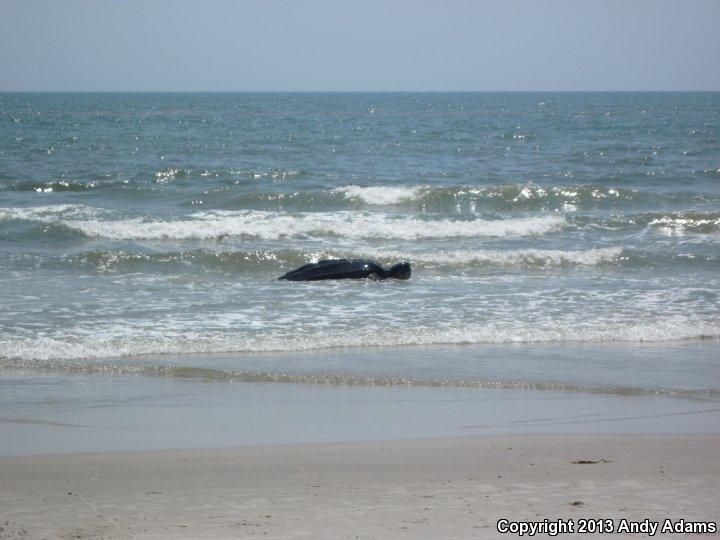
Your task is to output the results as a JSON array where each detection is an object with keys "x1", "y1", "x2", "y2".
[
  {"x1": 1, "y1": 92, "x2": 719, "y2": 453},
  {"x1": 1, "y1": 92, "x2": 719, "y2": 393}
]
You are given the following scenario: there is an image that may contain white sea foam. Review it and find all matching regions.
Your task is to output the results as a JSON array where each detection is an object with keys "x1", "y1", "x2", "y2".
[
  {"x1": 648, "y1": 215, "x2": 720, "y2": 235},
  {"x1": 0, "y1": 204, "x2": 104, "y2": 221},
  {"x1": 359, "y1": 246, "x2": 623, "y2": 266},
  {"x1": 1, "y1": 318, "x2": 717, "y2": 362},
  {"x1": 80, "y1": 212, "x2": 565, "y2": 240},
  {"x1": 334, "y1": 185, "x2": 423, "y2": 205},
  {"x1": 2, "y1": 205, "x2": 565, "y2": 240}
]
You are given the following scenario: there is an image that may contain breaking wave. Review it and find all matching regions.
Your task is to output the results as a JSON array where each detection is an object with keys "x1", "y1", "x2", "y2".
[
  {"x1": 326, "y1": 183, "x2": 719, "y2": 212},
  {"x1": 0, "y1": 206, "x2": 566, "y2": 240},
  {"x1": 4, "y1": 246, "x2": 629, "y2": 273},
  {"x1": 333, "y1": 185, "x2": 423, "y2": 205},
  {"x1": 360, "y1": 247, "x2": 624, "y2": 267},
  {"x1": 647, "y1": 212, "x2": 720, "y2": 235},
  {"x1": 1, "y1": 319, "x2": 718, "y2": 363},
  {"x1": 8, "y1": 181, "x2": 716, "y2": 213}
]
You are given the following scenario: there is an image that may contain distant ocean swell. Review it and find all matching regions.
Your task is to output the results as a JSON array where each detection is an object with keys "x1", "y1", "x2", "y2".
[{"x1": 4, "y1": 181, "x2": 719, "y2": 211}]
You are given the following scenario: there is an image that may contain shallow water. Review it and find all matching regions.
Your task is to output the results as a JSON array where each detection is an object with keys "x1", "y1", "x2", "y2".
[
  {"x1": 1, "y1": 93, "x2": 719, "y2": 452},
  {"x1": 1, "y1": 92, "x2": 719, "y2": 367},
  {"x1": 2, "y1": 362, "x2": 718, "y2": 456}
]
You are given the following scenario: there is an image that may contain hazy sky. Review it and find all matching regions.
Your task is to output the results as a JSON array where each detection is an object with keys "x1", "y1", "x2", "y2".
[{"x1": 1, "y1": 0, "x2": 719, "y2": 91}]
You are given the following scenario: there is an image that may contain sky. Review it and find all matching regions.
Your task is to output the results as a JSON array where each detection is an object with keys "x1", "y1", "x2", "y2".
[{"x1": 1, "y1": 0, "x2": 719, "y2": 91}]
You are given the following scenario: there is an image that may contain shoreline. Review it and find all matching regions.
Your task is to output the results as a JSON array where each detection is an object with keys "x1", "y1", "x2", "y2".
[
  {"x1": 1, "y1": 434, "x2": 717, "y2": 538},
  {"x1": 2, "y1": 369, "x2": 719, "y2": 457},
  {"x1": 2, "y1": 341, "x2": 719, "y2": 458}
]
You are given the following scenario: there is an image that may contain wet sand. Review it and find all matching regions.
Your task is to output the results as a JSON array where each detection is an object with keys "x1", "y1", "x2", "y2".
[{"x1": 1, "y1": 434, "x2": 717, "y2": 538}]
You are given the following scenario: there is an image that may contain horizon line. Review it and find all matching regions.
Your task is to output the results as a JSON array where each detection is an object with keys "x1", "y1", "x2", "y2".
[{"x1": 1, "y1": 89, "x2": 719, "y2": 93}]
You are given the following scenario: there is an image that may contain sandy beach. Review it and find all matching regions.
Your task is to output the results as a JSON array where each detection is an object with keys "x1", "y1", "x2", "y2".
[{"x1": 1, "y1": 434, "x2": 717, "y2": 539}]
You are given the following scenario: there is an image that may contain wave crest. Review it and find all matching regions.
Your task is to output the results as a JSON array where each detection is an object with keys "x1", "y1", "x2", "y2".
[
  {"x1": 8, "y1": 246, "x2": 624, "y2": 274},
  {"x1": 363, "y1": 247, "x2": 624, "y2": 267},
  {"x1": 648, "y1": 212, "x2": 720, "y2": 235},
  {"x1": 1, "y1": 319, "x2": 717, "y2": 362},
  {"x1": 333, "y1": 185, "x2": 423, "y2": 205},
  {"x1": 1, "y1": 205, "x2": 566, "y2": 240}
]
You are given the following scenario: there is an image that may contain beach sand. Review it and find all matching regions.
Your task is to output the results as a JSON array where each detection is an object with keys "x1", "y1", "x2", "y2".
[{"x1": 1, "y1": 434, "x2": 717, "y2": 539}]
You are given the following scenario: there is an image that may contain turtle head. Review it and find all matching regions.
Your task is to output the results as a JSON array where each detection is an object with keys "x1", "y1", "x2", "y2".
[{"x1": 386, "y1": 262, "x2": 411, "y2": 280}]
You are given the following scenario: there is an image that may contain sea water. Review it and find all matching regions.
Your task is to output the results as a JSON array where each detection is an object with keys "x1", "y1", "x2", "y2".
[{"x1": 1, "y1": 93, "x2": 718, "y2": 454}]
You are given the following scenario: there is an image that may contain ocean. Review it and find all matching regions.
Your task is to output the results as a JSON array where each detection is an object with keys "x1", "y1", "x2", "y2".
[{"x1": 1, "y1": 92, "x2": 718, "y2": 454}]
